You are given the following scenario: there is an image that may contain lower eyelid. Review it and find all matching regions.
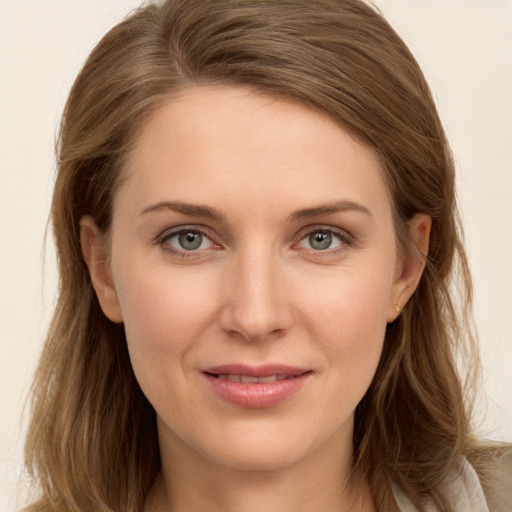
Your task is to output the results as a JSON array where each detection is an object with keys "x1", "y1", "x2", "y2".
[
  {"x1": 296, "y1": 229, "x2": 353, "y2": 248},
  {"x1": 155, "y1": 226, "x2": 353, "y2": 256},
  {"x1": 156, "y1": 228, "x2": 208, "y2": 250}
]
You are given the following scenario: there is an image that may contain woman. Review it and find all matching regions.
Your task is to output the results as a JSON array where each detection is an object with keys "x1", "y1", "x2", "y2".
[{"x1": 23, "y1": 0, "x2": 511, "y2": 511}]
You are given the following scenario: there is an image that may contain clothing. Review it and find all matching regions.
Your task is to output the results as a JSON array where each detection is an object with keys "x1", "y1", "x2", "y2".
[{"x1": 392, "y1": 457, "x2": 489, "y2": 512}]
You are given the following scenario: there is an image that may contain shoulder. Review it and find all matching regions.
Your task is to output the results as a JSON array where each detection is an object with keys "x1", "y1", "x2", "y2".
[
  {"x1": 479, "y1": 447, "x2": 512, "y2": 512},
  {"x1": 393, "y1": 454, "x2": 511, "y2": 512},
  {"x1": 439, "y1": 457, "x2": 489, "y2": 512}
]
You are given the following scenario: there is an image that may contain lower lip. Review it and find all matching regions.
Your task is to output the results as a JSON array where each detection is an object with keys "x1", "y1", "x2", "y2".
[{"x1": 204, "y1": 373, "x2": 311, "y2": 409}]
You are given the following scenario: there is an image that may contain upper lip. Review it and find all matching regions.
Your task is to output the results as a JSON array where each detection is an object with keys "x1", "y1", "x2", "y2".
[{"x1": 203, "y1": 364, "x2": 311, "y2": 378}]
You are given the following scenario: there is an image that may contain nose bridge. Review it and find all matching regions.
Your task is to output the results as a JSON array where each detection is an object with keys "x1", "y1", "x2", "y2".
[{"x1": 220, "y1": 243, "x2": 291, "y2": 341}]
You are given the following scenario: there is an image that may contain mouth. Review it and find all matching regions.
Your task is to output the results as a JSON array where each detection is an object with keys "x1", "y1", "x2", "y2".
[
  {"x1": 211, "y1": 374, "x2": 299, "y2": 383},
  {"x1": 202, "y1": 364, "x2": 312, "y2": 408}
]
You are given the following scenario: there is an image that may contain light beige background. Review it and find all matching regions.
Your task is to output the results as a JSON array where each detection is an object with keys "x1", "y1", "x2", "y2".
[{"x1": 1, "y1": 0, "x2": 511, "y2": 510}]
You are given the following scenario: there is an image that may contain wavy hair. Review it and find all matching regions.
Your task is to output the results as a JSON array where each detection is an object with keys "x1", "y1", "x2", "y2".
[{"x1": 24, "y1": 1, "x2": 506, "y2": 510}]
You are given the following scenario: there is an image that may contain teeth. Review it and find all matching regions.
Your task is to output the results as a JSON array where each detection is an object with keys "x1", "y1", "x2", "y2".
[
  {"x1": 258, "y1": 375, "x2": 278, "y2": 383},
  {"x1": 216, "y1": 374, "x2": 293, "y2": 383},
  {"x1": 241, "y1": 375, "x2": 259, "y2": 383}
]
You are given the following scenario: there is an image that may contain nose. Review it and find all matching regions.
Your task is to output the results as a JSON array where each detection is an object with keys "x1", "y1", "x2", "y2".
[{"x1": 219, "y1": 249, "x2": 293, "y2": 342}]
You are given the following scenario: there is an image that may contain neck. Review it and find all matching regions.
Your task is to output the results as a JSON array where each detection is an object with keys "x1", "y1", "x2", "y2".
[{"x1": 145, "y1": 423, "x2": 375, "y2": 512}]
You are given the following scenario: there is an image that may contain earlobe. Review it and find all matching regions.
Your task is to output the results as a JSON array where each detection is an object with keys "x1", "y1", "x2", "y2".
[
  {"x1": 387, "y1": 214, "x2": 432, "y2": 322},
  {"x1": 80, "y1": 216, "x2": 123, "y2": 323}
]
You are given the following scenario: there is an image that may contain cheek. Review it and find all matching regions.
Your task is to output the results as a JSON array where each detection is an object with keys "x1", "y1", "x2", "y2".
[
  {"x1": 117, "y1": 262, "x2": 215, "y2": 340},
  {"x1": 296, "y1": 267, "x2": 393, "y2": 392},
  {"x1": 113, "y1": 263, "x2": 220, "y2": 394},
  {"x1": 298, "y1": 265, "x2": 392, "y2": 339}
]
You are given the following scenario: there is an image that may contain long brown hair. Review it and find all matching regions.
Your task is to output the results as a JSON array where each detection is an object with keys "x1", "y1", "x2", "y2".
[{"x1": 24, "y1": 1, "x2": 503, "y2": 510}]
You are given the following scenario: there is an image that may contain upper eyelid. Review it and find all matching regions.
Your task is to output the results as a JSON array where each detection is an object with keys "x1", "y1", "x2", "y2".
[
  {"x1": 156, "y1": 226, "x2": 220, "y2": 258},
  {"x1": 157, "y1": 224, "x2": 216, "y2": 242},
  {"x1": 293, "y1": 226, "x2": 356, "y2": 254},
  {"x1": 294, "y1": 224, "x2": 354, "y2": 240},
  {"x1": 155, "y1": 226, "x2": 220, "y2": 254},
  {"x1": 154, "y1": 224, "x2": 354, "y2": 249}
]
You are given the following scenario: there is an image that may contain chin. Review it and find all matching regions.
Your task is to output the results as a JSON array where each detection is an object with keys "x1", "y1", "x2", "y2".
[
  {"x1": 194, "y1": 421, "x2": 333, "y2": 473},
  {"x1": 206, "y1": 442, "x2": 309, "y2": 473}
]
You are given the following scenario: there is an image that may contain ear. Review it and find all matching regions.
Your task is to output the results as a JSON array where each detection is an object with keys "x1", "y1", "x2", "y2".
[
  {"x1": 80, "y1": 216, "x2": 123, "y2": 323},
  {"x1": 387, "y1": 214, "x2": 431, "y2": 322}
]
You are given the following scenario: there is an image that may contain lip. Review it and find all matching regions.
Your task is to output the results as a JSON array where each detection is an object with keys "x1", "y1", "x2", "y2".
[{"x1": 203, "y1": 364, "x2": 312, "y2": 409}]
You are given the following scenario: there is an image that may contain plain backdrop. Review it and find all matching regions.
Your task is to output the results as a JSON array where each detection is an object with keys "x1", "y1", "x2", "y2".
[{"x1": 1, "y1": 0, "x2": 511, "y2": 510}]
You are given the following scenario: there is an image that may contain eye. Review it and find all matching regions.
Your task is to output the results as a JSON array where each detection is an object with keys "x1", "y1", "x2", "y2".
[
  {"x1": 175, "y1": 231, "x2": 206, "y2": 250},
  {"x1": 159, "y1": 228, "x2": 217, "y2": 253},
  {"x1": 307, "y1": 231, "x2": 338, "y2": 250},
  {"x1": 296, "y1": 228, "x2": 351, "y2": 252}
]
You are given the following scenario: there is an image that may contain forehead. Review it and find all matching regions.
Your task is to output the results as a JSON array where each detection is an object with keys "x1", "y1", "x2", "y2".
[{"x1": 118, "y1": 85, "x2": 390, "y2": 220}]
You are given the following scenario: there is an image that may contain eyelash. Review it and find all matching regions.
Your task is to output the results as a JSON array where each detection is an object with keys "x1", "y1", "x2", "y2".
[
  {"x1": 155, "y1": 225, "x2": 355, "y2": 258},
  {"x1": 294, "y1": 226, "x2": 354, "y2": 256},
  {"x1": 156, "y1": 226, "x2": 219, "y2": 258}
]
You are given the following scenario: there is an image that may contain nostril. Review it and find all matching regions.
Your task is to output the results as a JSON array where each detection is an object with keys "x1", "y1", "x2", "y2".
[{"x1": 218, "y1": 272, "x2": 294, "y2": 342}]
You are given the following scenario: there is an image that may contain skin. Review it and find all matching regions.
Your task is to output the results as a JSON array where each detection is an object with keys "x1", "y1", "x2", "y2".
[{"x1": 81, "y1": 85, "x2": 430, "y2": 512}]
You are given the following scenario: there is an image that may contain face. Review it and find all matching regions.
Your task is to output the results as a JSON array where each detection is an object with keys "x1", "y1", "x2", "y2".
[{"x1": 83, "y1": 86, "x2": 424, "y2": 474}]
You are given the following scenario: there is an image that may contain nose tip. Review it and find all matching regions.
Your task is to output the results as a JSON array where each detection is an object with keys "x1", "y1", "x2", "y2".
[
  {"x1": 219, "y1": 257, "x2": 292, "y2": 342},
  {"x1": 223, "y1": 315, "x2": 286, "y2": 343}
]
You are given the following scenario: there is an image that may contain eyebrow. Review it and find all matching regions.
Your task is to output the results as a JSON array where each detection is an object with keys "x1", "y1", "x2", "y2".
[
  {"x1": 139, "y1": 201, "x2": 224, "y2": 220},
  {"x1": 139, "y1": 199, "x2": 371, "y2": 222},
  {"x1": 288, "y1": 199, "x2": 372, "y2": 221}
]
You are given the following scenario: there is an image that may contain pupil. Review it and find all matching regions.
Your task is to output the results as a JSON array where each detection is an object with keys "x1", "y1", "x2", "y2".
[
  {"x1": 310, "y1": 231, "x2": 331, "y2": 250},
  {"x1": 179, "y1": 231, "x2": 202, "y2": 250}
]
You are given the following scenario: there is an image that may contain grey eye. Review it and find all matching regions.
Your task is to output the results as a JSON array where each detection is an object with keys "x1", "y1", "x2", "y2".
[
  {"x1": 159, "y1": 228, "x2": 216, "y2": 255},
  {"x1": 178, "y1": 231, "x2": 203, "y2": 250},
  {"x1": 308, "y1": 231, "x2": 333, "y2": 250}
]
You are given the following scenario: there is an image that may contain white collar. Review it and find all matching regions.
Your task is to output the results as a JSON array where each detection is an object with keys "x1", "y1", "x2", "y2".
[{"x1": 392, "y1": 457, "x2": 489, "y2": 511}]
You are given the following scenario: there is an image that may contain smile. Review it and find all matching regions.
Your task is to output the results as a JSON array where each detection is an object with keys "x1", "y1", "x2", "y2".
[
  {"x1": 214, "y1": 374, "x2": 294, "y2": 383},
  {"x1": 203, "y1": 365, "x2": 312, "y2": 408}
]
